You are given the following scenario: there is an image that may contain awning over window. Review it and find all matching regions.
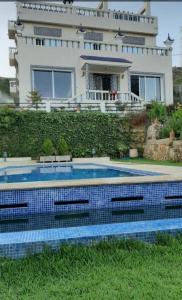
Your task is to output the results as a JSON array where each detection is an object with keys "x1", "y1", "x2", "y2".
[
  {"x1": 80, "y1": 55, "x2": 132, "y2": 64},
  {"x1": 80, "y1": 55, "x2": 132, "y2": 73}
]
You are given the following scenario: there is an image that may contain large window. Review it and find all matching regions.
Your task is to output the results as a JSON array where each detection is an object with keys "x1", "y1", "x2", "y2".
[
  {"x1": 131, "y1": 74, "x2": 161, "y2": 101},
  {"x1": 33, "y1": 69, "x2": 73, "y2": 99}
]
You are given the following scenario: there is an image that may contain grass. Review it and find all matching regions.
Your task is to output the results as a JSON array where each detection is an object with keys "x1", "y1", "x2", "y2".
[
  {"x1": 113, "y1": 158, "x2": 182, "y2": 167},
  {"x1": 1, "y1": 236, "x2": 182, "y2": 299}
]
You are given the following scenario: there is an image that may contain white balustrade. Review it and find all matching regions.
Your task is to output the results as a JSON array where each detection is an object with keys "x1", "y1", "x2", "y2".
[
  {"x1": 21, "y1": 2, "x2": 155, "y2": 25},
  {"x1": 14, "y1": 90, "x2": 145, "y2": 113},
  {"x1": 21, "y1": 36, "x2": 169, "y2": 57},
  {"x1": 9, "y1": 47, "x2": 17, "y2": 54}
]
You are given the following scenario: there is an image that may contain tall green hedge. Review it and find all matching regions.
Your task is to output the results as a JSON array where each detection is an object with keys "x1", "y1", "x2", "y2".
[{"x1": 0, "y1": 109, "x2": 132, "y2": 158}]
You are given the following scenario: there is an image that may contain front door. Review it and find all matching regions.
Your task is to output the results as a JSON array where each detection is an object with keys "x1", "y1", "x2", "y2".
[
  {"x1": 94, "y1": 74, "x2": 112, "y2": 91},
  {"x1": 89, "y1": 73, "x2": 119, "y2": 100}
]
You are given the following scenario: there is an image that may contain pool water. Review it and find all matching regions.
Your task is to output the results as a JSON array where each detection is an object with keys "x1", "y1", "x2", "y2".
[
  {"x1": 0, "y1": 163, "x2": 156, "y2": 183},
  {"x1": 1, "y1": 204, "x2": 182, "y2": 233}
]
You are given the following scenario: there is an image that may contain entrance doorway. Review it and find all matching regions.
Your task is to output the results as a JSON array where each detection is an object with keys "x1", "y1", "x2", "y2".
[
  {"x1": 93, "y1": 74, "x2": 111, "y2": 91},
  {"x1": 88, "y1": 73, "x2": 119, "y2": 100}
]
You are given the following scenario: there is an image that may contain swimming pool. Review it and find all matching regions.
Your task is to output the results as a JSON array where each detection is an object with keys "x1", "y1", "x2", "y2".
[
  {"x1": 0, "y1": 163, "x2": 158, "y2": 183},
  {"x1": 0, "y1": 161, "x2": 182, "y2": 259}
]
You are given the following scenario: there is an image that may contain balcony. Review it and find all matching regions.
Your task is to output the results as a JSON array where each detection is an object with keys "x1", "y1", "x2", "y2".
[
  {"x1": 8, "y1": 21, "x2": 16, "y2": 39},
  {"x1": 22, "y1": 36, "x2": 170, "y2": 57},
  {"x1": 18, "y1": 2, "x2": 158, "y2": 35},
  {"x1": 9, "y1": 47, "x2": 18, "y2": 66}
]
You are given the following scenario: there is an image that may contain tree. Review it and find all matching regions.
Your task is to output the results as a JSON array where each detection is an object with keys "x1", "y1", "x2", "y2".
[
  {"x1": 57, "y1": 137, "x2": 69, "y2": 155},
  {"x1": 42, "y1": 138, "x2": 54, "y2": 155},
  {"x1": 27, "y1": 91, "x2": 42, "y2": 110},
  {"x1": 0, "y1": 78, "x2": 10, "y2": 95}
]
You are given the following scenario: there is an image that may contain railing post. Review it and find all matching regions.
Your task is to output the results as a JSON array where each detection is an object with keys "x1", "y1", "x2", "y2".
[
  {"x1": 45, "y1": 100, "x2": 51, "y2": 112},
  {"x1": 85, "y1": 63, "x2": 89, "y2": 101},
  {"x1": 100, "y1": 101, "x2": 106, "y2": 113}
]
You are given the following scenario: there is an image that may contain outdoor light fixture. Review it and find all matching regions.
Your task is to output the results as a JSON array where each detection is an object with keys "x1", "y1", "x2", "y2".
[
  {"x1": 163, "y1": 33, "x2": 174, "y2": 48},
  {"x1": 3, "y1": 151, "x2": 7, "y2": 162},
  {"x1": 63, "y1": 0, "x2": 74, "y2": 4},
  {"x1": 15, "y1": 17, "x2": 23, "y2": 26},
  {"x1": 76, "y1": 24, "x2": 86, "y2": 39},
  {"x1": 15, "y1": 17, "x2": 24, "y2": 35},
  {"x1": 115, "y1": 28, "x2": 125, "y2": 40},
  {"x1": 92, "y1": 148, "x2": 96, "y2": 157},
  {"x1": 77, "y1": 24, "x2": 86, "y2": 34}
]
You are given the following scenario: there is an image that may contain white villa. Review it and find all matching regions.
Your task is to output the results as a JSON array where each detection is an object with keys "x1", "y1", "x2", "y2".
[{"x1": 9, "y1": 0, "x2": 174, "y2": 112}]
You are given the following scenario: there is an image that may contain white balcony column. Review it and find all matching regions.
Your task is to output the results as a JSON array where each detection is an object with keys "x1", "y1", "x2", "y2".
[
  {"x1": 144, "y1": 0, "x2": 151, "y2": 16},
  {"x1": 45, "y1": 100, "x2": 51, "y2": 112},
  {"x1": 100, "y1": 101, "x2": 106, "y2": 113},
  {"x1": 85, "y1": 63, "x2": 89, "y2": 100}
]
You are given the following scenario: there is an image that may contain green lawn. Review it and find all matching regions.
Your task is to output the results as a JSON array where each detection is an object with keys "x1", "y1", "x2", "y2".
[
  {"x1": 0, "y1": 236, "x2": 182, "y2": 299},
  {"x1": 113, "y1": 158, "x2": 182, "y2": 167}
]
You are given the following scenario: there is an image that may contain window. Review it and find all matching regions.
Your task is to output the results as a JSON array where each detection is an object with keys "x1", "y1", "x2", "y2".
[
  {"x1": 36, "y1": 38, "x2": 45, "y2": 46},
  {"x1": 84, "y1": 42, "x2": 91, "y2": 50},
  {"x1": 34, "y1": 26, "x2": 62, "y2": 38},
  {"x1": 93, "y1": 43, "x2": 101, "y2": 50},
  {"x1": 131, "y1": 75, "x2": 161, "y2": 101},
  {"x1": 34, "y1": 70, "x2": 52, "y2": 98},
  {"x1": 84, "y1": 32, "x2": 103, "y2": 41},
  {"x1": 131, "y1": 75, "x2": 139, "y2": 96},
  {"x1": 33, "y1": 69, "x2": 73, "y2": 99},
  {"x1": 54, "y1": 71, "x2": 72, "y2": 98},
  {"x1": 145, "y1": 77, "x2": 156, "y2": 101}
]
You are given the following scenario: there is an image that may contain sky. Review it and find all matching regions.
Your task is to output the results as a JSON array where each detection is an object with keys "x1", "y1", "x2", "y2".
[{"x1": 0, "y1": 1, "x2": 182, "y2": 78}]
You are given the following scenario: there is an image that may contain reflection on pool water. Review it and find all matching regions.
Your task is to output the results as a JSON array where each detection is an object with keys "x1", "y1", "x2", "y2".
[{"x1": 1, "y1": 204, "x2": 182, "y2": 234}]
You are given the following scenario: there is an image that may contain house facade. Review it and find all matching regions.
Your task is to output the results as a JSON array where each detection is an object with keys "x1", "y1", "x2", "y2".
[{"x1": 8, "y1": 1, "x2": 173, "y2": 112}]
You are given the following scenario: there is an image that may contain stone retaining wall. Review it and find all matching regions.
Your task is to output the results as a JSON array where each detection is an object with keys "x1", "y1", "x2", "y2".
[{"x1": 144, "y1": 138, "x2": 182, "y2": 162}]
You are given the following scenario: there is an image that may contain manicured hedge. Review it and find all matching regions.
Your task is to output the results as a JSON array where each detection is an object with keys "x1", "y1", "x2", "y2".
[{"x1": 0, "y1": 109, "x2": 132, "y2": 158}]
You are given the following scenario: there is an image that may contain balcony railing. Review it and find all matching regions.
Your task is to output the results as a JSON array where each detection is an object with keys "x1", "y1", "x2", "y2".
[
  {"x1": 0, "y1": 91, "x2": 144, "y2": 113},
  {"x1": 8, "y1": 20, "x2": 16, "y2": 39},
  {"x1": 9, "y1": 47, "x2": 18, "y2": 66},
  {"x1": 9, "y1": 80, "x2": 17, "y2": 94},
  {"x1": 86, "y1": 90, "x2": 144, "y2": 104},
  {"x1": 25, "y1": 36, "x2": 80, "y2": 49},
  {"x1": 21, "y1": 2, "x2": 156, "y2": 25},
  {"x1": 9, "y1": 47, "x2": 17, "y2": 54},
  {"x1": 22, "y1": 36, "x2": 170, "y2": 57}
]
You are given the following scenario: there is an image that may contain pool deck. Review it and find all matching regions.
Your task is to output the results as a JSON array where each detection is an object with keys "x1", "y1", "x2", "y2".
[{"x1": 0, "y1": 159, "x2": 182, "y2": 190}]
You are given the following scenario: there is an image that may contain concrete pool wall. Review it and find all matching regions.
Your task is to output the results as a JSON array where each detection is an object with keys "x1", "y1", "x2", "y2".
[{"x1": 0, "y1": 181, "x2": 182, "y2": 217}]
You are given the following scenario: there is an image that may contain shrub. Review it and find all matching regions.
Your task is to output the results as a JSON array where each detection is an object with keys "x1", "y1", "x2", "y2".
[
  {"x1": 57, "y1": 137, "x2": 69, "y2": 155},
  {"x1": 27, "y1": 91, "x2": 42, "y2": 110},
  {"x1": 0, "y1": 110, "x2": 132, "y2": 158},
  {"x1": 160, "y1": 108, "x2": 182, "y2": 139},
  {"x1": 147, "y1": 101, "x2": 167, "y2": 123},
  {"x1": 42, "y1": 138, "x2": 54, "y2": 155},
  {"x1": 117, "y1": 142, "x2": 129, "y2": 158}
]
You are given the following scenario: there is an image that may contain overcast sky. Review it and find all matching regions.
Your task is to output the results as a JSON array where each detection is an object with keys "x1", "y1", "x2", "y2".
[{"x1": 0, "y1": 1, "x2": 182, "y2": 78}]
